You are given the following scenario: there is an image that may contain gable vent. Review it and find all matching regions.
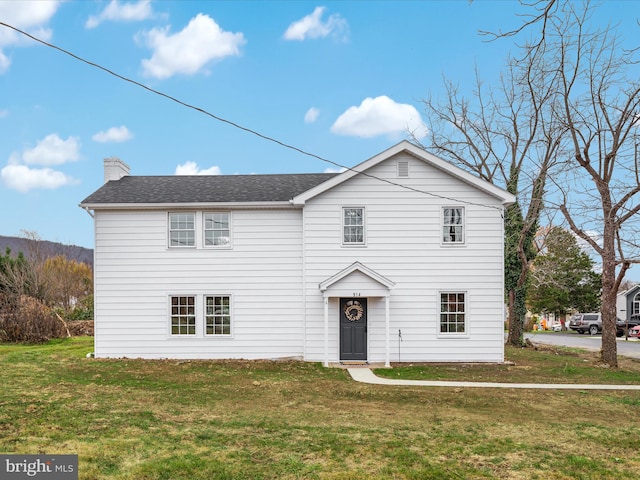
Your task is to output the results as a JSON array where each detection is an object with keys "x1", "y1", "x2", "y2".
[{"x1": 397, "y1": 160, "x2": 409, "y2": 178}]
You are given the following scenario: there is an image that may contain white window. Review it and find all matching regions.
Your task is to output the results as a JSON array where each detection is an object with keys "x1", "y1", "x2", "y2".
[
  {"x1": 442, "y1": 207, "x2": 465, "y2": 244},
  {"x1": 633, "y1": 292, "x2": 640, "y2": 315},
  {"x1": 170, "y1": 295, "x2": 196, "y2": 335},
  {"x1": 169, "y1": 213, "x2": 195, "y2": 247},
  {"x1": 439, "y1": 292, "x2": 466, "y2": 334},
  {"x1": 205, "y1": 295, "x2": 231, "y2": 335},
  {"x1": 343, "y1": 207, "x2": 365, "y2": 245},
  {"x1": 204, "y1": 212, "x2": 230, "y2": 247}
]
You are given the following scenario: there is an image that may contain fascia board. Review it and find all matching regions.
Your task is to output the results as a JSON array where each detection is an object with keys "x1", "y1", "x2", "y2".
[
  {"x1": 319, "y1": 261, "x2": 396, "y2": 292},
  {"x1": 411, "y1": 145, "x2": 516, "y2": 206},
  {"x1": 292, "y1": 142, "x2": 410, "y2": 206},
  {"x1": 78, "y1": 201, "x2": 296, "y2": 210}
]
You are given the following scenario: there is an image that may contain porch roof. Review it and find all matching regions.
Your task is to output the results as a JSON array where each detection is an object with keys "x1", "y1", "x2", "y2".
[{"x1": 319, "y1": 262, "x2": 395, "y2": 298}]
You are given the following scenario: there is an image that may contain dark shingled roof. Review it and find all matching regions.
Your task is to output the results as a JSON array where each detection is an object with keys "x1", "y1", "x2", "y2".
[{"x1": 80, "y1": 173, "x2": 339, "y2": 205}]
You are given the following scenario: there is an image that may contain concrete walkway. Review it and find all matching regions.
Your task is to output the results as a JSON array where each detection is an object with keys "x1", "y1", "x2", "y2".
[{"x1": 348, "y1": 367, "x2": 640, "y2": 390}]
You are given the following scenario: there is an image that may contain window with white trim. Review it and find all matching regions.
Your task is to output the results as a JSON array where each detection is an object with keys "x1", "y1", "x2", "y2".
[
  {"x1": 343, "y1": 207, "x2": 365, "y2": 245},
  {"x1": 170, "y1": 295, "x2": 196, "y2": 335},
  {"x1": 440, "y1": 292, "x2": 466, "y2": 334},
  {"x1": 205, "y1": 295, "x2": 231, "y2": 335},
  {"x1": 169, "y1": 213, "x2": 195, "y2": 247},
  {"x1": 204, "y1": 212, "x2": 230, "y2": 247},
  {"x1": 442, "y1": 207, "x2": 464, "y2": 244},
  {"x1": 633, "y1": 292, "x2": 640, "y2": 315}
]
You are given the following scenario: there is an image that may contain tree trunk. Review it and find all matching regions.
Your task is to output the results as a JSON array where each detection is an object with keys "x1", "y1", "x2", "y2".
[
  {"x1": 600, "y1": 225, "x2": 618, "y2": 367},
  {"x1": 506, "y1": 289, "x2": 524, "y2": 345}
]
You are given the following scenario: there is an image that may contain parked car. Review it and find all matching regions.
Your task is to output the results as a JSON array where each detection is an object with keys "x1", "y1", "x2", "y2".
[
  {"x1": 616, "y1": 314, "x2": 640, "y2": 337},
  {"x1": 569, "y1": 313, "x2": 602, "y2": 335},
  {"x1": 628, "y1": 325, "x2": 640, "y2": 338}
]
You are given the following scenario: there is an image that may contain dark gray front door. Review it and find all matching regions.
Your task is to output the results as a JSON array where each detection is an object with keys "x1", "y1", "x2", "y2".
[{"x1": 340, "y1": 298, "x2": 367, "y2": 361}]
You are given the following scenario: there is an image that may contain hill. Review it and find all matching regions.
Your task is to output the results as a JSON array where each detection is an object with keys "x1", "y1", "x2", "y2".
[{"x1": 0, "y1": 235, "x2": 93, "y2": 267}]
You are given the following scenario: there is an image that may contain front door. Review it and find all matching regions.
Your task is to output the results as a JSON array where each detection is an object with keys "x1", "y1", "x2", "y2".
[{"x1": 340, "y1": 298, "x2": 367, "y2": 361}]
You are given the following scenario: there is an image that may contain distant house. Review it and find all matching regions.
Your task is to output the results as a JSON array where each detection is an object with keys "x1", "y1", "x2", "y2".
[
  {"x1": 80, "y1": 141, "x2": 515, "y2": 366},
  {"x1": 617, "y1": 284, "x2": 640, "y2": 321}
]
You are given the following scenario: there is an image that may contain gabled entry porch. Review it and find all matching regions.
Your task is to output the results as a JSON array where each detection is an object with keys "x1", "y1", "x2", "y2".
[{"x1": 318, "y1": 262, "x2": 395, "y2": 368}]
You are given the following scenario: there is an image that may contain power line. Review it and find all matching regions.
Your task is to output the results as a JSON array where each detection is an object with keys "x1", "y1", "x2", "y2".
[{"x1": 0, "y1": 21, "x2": 503, "y2": 210}]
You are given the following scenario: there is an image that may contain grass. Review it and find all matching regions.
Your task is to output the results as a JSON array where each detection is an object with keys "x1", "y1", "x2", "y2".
[
  {"x1": 0, "y1": 337, "x2": 639, "y2": 479},
  {"x1": 374, "y1": 343, "x2": 640, "y2": 384}
]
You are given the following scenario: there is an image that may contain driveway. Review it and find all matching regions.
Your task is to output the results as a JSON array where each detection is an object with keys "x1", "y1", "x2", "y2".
[{"x1": 524, "y1": 332, "x2": 640, "y2": 360}]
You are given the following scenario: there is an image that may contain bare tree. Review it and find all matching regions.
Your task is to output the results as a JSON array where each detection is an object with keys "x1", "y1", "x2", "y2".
[
  {"x1": 488, "y1": 0, "x2": 640, "y2": 366},
  {"x1": 547, "y1": 2, "x2": 640, "y2": 366},
  {"x1": 416, "y1": 36, "x2": 563, "y2": 346}
]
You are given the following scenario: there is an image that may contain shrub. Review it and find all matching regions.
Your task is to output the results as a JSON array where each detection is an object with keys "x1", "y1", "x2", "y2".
[{"x1": 0, "y1": 294, "x2": 68, "y2": 343}]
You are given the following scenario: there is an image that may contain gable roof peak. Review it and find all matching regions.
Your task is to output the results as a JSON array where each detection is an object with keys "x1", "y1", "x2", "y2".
[{"x1": 292, "y1": 141, "x2": 515, "y2": 207}]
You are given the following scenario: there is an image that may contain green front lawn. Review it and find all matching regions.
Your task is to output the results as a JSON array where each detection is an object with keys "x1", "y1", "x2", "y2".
[
  {"x1": 374, "y1": 343, "x2": 640, "y2": 384},
  {"x1": 1, "y1": 337, "x2": 639, "y2": 479}
]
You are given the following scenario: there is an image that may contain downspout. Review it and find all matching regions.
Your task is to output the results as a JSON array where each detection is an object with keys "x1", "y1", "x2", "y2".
[
  {"x1": 80, "y1": 203, "x2": 96, "y2": 357},
  {"x1": 291, "y1": 198, "x2": 308, "y2": 362},
  {"x1": 299, "y1": 199, "x2": 307, "y2": 362},
  {"x1": 500, "y1": 204, "x2": 506, "y2": 363}
]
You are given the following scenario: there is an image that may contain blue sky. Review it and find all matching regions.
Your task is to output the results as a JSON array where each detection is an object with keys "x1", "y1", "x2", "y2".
[{"x1": 0, "y1": 0, "x2": 638, "y2": 256}]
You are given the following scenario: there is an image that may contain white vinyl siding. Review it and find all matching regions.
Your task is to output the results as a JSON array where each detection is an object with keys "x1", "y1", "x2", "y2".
[
  {"x1": 93, "y1": 208, "x2": 304, "y2": 359},
  {"x1": 302, "y1": 151, "x2": 506, "y2": 363},
  {"x1": 91, "y1": 147, "x2": 508, "y2": 364}
]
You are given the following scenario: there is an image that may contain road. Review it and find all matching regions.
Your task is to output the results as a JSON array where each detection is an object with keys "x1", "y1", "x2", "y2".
[{"x1": 524, "y1": 331, "x2": 640, "y2": 360}]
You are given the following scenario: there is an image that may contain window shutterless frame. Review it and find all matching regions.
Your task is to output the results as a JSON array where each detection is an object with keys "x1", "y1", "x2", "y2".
[
  {"x1": 169, "y1": 295, "x2": 197, "y2": 335},
  {"x1": 437, "y1": 291, "x2": 468, "y2": 336},
  {"x1": 342, "y1": 207, "x2": 366, "y2": 246},
  {"x1": 168, "y1": 212, "x2": 196, "y2": 248},
  {"x1": 204, "y1": 212, "x2": 231, "y2": 248},
  {"x1": 441, "y1": 206, "x2": 465, "y2": 245},
  {"x1": 204, "y1": 295, "x2": 232, "y2": 336}
]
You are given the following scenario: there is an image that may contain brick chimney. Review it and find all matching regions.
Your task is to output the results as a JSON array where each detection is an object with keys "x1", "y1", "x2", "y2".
[{"x1": 104, "y1": 157, "x2": 130, "y2": 183}]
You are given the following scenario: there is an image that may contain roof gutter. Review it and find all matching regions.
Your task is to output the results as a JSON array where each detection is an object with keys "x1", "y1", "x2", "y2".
[
  {"x1": 80, "y1": 205, "x2": 94, "y2": 218},
  {"x1": 78, "y1": 201, "x2": 298, "y2": 211}
]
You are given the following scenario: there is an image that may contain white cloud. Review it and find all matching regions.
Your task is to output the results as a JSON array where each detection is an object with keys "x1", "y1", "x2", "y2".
[
  {"x1": 0, "y1": 0, "x2": 59, "y2": 38},
  {"x1": 0, "y1": 50, "x2": 9, "y2": 74},
  {"x1": 331, "y1": 96, "x2": 427, "y2": 139},
  {"x1": 139, "y1": 13, "x2": 246, "y2": 79},
  {"x1": 324, "y1": 167, "x2": 346, "y2": 174},
  {"x1": 1, "y1": 132, "x2": 81, "y2": 192},
  {"x1": 92, "y1": 125, "x2": 133, "y2": 143},
  {"x1": 0, "y1": 0, "x2": 60, "y2": 72},
  {"x1": 85, "y1": 0, "x2": 154, "y2": 29},
  {"x1": 1, "y1": 164, "x2": 78, "y2": 193},
  {"x1": 21, "y1": 134, "x2": 80, "y2": 166},
  {"x1": 175, "y1": 161, "x2": 221, "y2": 176},
  {"x1": 283, "y1": 6, "x2": 349, "y2": 42},
  {"x1": 0, "y1": 108, "x2": 8, "y2": 118},
  {"x1": 304, "y1": 107, "x2": 319, "y2": 124}
]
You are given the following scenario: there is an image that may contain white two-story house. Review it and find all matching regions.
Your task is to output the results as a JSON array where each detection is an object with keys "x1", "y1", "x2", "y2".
[{"x1": 80, "y1": 141, "x2": 515, "y2": 366}]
